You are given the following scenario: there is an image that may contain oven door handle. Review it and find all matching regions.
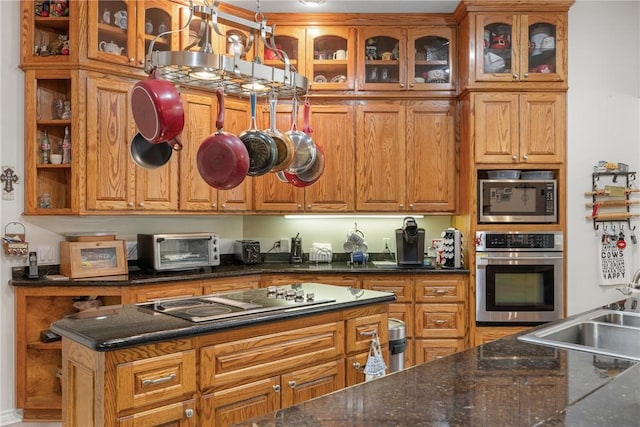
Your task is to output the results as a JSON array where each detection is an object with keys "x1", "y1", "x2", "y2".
[{"x1": 478, "y1": 255, "x2": 564, "y2": 262}]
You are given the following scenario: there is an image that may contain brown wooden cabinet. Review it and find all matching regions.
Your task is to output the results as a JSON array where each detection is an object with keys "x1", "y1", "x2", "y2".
[
  {"x1": 473, "y1": 13, "x2": 567, "y2": 85},
  {"x1": 414, "y1": 275, "x2": 468, "y2": 364},
  {"x1": 84, "y1": 72, "x2": 179, "y2": 212},
  {"x1": 357, "y1": 27, "x2": 456, "y2": 92},
  {"x1": 306, "y1": 27, "x2": 356, "y2": 91},
  {"x1": 254, "y1": 103, "x2": 355, "y2": 212},
  {"x1": 23, "y1": 69, "x2": 78, "y2": 214},
  {"x1": 474, "y1": 326, "x2": 531, "y2": 346},
  {"x1": 15, "y1": 285, "x2": 123, "y2": 421},
  {"x1": 179, "y1": 92, "x2": 253, "y2": 212},
  {"x1": 263, "y1": 26, "x2": 307, "y2": 77},
  {"x1": 473, "y1": 91, "x2": 565, "y2": 164},
  {"x1": 87, "y1": 0, "x2": 181, "y2": 69},
  {"x1": 356, "y1": 100, "x2": 456, "y2": 212}
]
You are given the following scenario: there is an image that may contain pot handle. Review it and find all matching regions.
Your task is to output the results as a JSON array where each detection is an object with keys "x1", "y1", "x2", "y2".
[
  {"x1": 303, "y1": 100, "x2": 313, "y2": 134},
  {"x1": 170, "y1": 134, "x2": 183, "y2": 151},
  {"x1": 215, "y1": 87, "x2": 225, "y2": 131},
  {"x1": 290, "y1": 97, "x2": 299, "y2": 131},
  {"x1": 268, "y1": 92, "x2": 278, "y2": 132}
]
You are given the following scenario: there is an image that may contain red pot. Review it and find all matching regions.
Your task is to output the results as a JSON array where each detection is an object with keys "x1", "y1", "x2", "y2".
[
  {"x1": 196, "y1": 88, "x2": 250, "y2": 190},
  {"x1": 131, "y1": 69, "x2": 184, "y2": 149}
]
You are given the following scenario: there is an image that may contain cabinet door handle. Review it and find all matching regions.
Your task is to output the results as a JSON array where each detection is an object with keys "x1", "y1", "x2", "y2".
[
  {"x1": 141, "y1": 372, "x2": 176, "y2": 386},
  {"x1": 184, "y1": 408, "x2": 194, "y2": 418},
  {"x1": 288, "y1": 380, "x2": 296, "y2": 389},
  {"x1": 212, "y1": 203, "x2": 217, "y2": 208},
  {"x1": 221, "y1": 203, "x2": 226, "y2": 208},
  {"x1": 138, "y1": 202, "x2": 145, "y2": 208},
  {"x1": 511, "y1": 155, "x2": 517, "y2": 161},
  {"x1": 523, "y1": 73, "x2": 529, "y2": 78},
  {"x1": 522, "y1": 154, "x2": 529, "y2": 161},
  {"x1": 127, "y1": 202, "x2": 134, "y2": 207},
  {"x1": 273, "y1": 384, "x2": 281, "y2": 392},
  {"x1": 512, "y1": 73, "x2": 518, "y2": 79},
  {"x1": 433, "y1": 319, "x2": 448, "y2": 325}
]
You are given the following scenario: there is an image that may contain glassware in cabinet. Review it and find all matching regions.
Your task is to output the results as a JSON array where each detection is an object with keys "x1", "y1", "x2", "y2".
[
  {"x1": 357, "y1": 28, "x2": 404, "y2": 91},
  {"x1": 21, "y1": 0, "x2": 74, "y2": 66},
  {"x1": 26, "y1": 71, "x2": 75, "y2": 214},
  {"x1": 306, "y1": 27, "x2": 354, "y2": 90}
]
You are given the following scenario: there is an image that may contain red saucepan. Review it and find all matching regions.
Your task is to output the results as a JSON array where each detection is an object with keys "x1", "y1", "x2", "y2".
[
  {"x1": 239, "y1": 92, "x2": 278, "y2": 176},
  {"x1": 131, "y1": 68, "x2": 184, "y2": 150},
  {"x1": 196, "y1": 87, "x2": 250, "y2": 190},
  {"x1": 130, "y1": 132, "x2": 173, "y2": 169}
]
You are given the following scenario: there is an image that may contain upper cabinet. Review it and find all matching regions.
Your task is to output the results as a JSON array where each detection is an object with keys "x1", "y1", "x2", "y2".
[
  {"x1": 87, "y1": 0, "x2": 181, "y2": 68},
  {"x1": 474, "y1": 13, "x2": 566, "y2": 84},
  {"x1": 357, "y1": 27, "x2": 456, "y2": 92},
  {"x1": 307, "y1": 27, "x2": 356, "y2": 91},
  {"x1": 263, "y1": 27, "x2": 307, "y2": 78},
  {"x1": 21, "y1": 0, "x2": 77, "y2": 66}
]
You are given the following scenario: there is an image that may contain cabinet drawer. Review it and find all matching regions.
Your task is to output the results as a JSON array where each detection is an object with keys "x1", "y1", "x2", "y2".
[
  {"x1": 117, "y1": 399, "x2": 196, "y2": 427},
  {"x1": 202, "y1": 322, "x2": 344, "y2": 390},
  {"x1": 415, "y1": 277, "x2": 466, "y2": 302},
  {"x1": 415, "y1": 303, "x2": 465, "y2": 338},
  {"x1": 346, "y1": 313, "x2": 389, "y2": 354},
  {"x1": 116, "y1": 351, "x2": 196, "y2": 412},
  {"x1": 362, "y1": 277, "x2": 413, "y2": 303},
  {"x1": 415, "y1": 338, "x2": 465, "y2": 364}
]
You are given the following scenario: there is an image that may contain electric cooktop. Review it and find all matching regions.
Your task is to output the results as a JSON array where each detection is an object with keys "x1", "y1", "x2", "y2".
[{"x1": 138, "y1": 286, "x2": 336, "y2": 323}]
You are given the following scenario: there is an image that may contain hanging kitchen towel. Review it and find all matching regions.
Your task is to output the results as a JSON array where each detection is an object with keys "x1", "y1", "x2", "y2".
[
  {"x1": 598, "y1": 236, "x2": 630, "y2": 286},
  {"x1": 363, "y1": 333, "x2": 386, "y2": 381}
]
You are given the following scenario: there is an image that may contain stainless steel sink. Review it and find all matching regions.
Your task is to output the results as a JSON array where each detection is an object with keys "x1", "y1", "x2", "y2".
[
  {"x1": 519, "y1": 309, "x2": 640, "y2": 361},
  {"x1": 589, "y1": 311, "x2": 640, "y2": 327}
]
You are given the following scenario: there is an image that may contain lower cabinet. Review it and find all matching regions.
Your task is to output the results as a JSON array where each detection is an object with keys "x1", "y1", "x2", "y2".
[{"x1": 117, "y1": 400, "x2": 197, "y2": 427}]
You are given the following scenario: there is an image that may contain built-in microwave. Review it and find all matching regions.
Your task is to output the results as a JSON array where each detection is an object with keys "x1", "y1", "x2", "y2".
[
  {"x1": 478, "y1": 179, "x2": 557, "y2": 223},
  {"x1": 137, "y1": 233, "x2": 220, "y2": 271}
]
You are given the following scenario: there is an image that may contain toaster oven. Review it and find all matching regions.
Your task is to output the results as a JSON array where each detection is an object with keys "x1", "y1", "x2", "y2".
[{"x1": 137, "y1": 233, "x2": 220, "y2": 271}]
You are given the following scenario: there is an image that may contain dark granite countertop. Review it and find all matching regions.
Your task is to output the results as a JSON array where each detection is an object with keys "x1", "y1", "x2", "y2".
[
  {"x1": 232, "y1": 330, "x2": 640, "y2": 427},
  {"x1": 11, "y1": 261, "x2": 469, "y2": 287},
  {"x1": 50, "y1": 283, "x2": 395, "y2": 351}
]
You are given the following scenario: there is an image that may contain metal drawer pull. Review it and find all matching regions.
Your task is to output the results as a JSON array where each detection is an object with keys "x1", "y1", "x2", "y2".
[
  {"x1": 288, "y1": 380, "x2": 297, "y2": 389},
  {"x1": 434, "y1": 320, "x2": 449, "y2": 325},
  {"x1": 352, "y1": 362, "x2": 364, "y2": 372},
  {"x1": 141, "y1": 372, "x2": 176, "y2": 386},
  {"x1": 432, "y1": 289, "x2": 448, "y2": 294},
  {"x1": 273, "y1": 384, "x2": 281, "y2": 392},
  {"x1": 184, "y1": 408, "x2": 194, "y2": 418},
  {"x1": 359, "y1": 329, "x2": 378, "y2": 337}
]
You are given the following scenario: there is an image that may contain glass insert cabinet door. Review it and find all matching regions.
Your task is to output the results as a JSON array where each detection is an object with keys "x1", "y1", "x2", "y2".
[{"x1": 476, "y1": 13, "x2": 566, "y2": 82}]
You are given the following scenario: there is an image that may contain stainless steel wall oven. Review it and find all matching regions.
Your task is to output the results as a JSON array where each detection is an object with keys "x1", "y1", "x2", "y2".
[{"x1": 475, "y1": 231, "x2": 564, "y2": 325}]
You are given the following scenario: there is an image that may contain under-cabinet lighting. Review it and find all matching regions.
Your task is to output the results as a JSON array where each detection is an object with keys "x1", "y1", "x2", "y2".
[
  {"x1": 299, "y1": 0, "x2": 327, "y2": 6},
  {"x1": 284, "y1": 215, "x2": 424, "y2": 220}
]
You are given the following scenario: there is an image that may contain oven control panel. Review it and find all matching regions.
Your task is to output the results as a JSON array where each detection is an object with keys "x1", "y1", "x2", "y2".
[{"x1": 476, "y1": 231, "x2": 563, "y2": 251}]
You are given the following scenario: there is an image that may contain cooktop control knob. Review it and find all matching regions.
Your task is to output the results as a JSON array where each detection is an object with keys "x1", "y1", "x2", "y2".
[
  {"x1": 306, "y1": 292, "x2": 315, "y2": 301},
  {"x1": 267, "y1": 286, "x2": 277, "y2": 294},
  {"x1": 276, "y1": 287, "x2": 286, "y2": 295},
  {"x1": 295, "y1": 289, "x2": 305, "y2": 300}
]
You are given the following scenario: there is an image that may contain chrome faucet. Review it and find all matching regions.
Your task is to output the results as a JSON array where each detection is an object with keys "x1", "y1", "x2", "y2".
[{"x1": 618, "y1": 268, "x2": 640, "y2": 312}]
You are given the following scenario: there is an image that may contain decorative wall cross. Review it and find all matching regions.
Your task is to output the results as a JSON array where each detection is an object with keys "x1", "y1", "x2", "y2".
[{"x1": 1, "y1": 166, "x2": 19, "y2": 200}]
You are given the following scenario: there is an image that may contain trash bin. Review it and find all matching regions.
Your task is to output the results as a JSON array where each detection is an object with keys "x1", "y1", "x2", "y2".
[{"x1": 388, "y1": 318, "x2": 407, "y2": 372}]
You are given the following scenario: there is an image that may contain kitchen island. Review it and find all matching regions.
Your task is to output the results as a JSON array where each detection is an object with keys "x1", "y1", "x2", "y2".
[
  {"x1": 50, "y1": 283, "x2": 396, "y2": 426},
  {"x1": 233, "y1": 315, "x2": 640, "y2": 427}
]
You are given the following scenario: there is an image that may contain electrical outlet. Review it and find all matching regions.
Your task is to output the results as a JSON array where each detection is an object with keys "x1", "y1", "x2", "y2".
[
  {"x1": 382, "y1": 237, "x2": 391, "y2": 252},
  {"x1": 37, "y1": 246, "x2": 56, "y2": 264},
  {"x1": 279, "y1": 238, "x2": 289, "y2": 253}
]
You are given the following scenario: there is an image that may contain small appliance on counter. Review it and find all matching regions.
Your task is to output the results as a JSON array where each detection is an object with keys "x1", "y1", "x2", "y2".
[
  {"x1": 234, "y1": 240, "x2": 261, "y2": 264},
  {"x1": 137, "y1": 233, "x2": 220, "y2": 271},
  {"x1": 395, "y1": 217, "x2": 425, "y2": 265},
  {"x1": 290, "y1": 233, "x2": 303, "y2": 263}
]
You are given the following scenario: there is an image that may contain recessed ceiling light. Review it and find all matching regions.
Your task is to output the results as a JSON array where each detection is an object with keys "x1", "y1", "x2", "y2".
[{"x1": 299, "y1": 0, "x2": 327, "y2": 6}]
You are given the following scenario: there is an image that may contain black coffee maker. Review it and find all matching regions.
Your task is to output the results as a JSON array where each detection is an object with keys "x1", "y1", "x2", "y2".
[
  {"x1": 395, "y1": 217, "x2": 425, "y2": 265},
  {"x1": 290, "y1": 233, "x2": 303, "y2": 263}
]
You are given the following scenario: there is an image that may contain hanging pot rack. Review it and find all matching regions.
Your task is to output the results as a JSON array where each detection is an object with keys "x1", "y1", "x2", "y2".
[{"x1": 145, "y1": 0, "x2": 308, "y2": 98}]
